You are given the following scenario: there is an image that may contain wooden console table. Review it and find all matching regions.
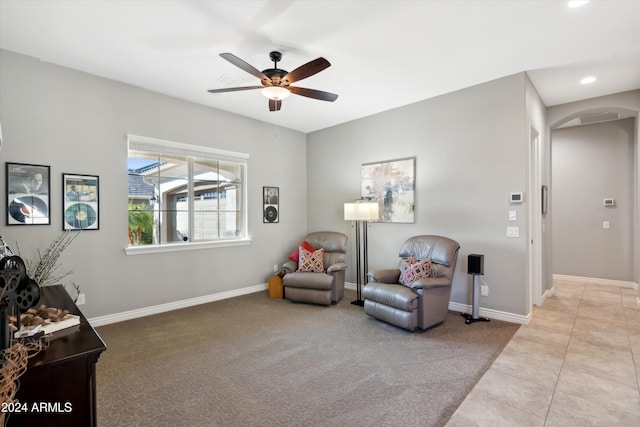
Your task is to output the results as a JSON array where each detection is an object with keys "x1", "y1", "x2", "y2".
[{"x1": 6, "y1": 285, "x2": 106, "y2": 427}]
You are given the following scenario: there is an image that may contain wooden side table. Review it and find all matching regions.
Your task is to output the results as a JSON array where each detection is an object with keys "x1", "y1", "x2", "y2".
[{"x1": 6, "y1": 285, "x2": 106, "y2": 427}]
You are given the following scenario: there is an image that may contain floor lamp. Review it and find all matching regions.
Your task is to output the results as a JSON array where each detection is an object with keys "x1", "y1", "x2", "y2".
[{"x1": 344, "y1": 201, "x2": 379, "y2": 306}]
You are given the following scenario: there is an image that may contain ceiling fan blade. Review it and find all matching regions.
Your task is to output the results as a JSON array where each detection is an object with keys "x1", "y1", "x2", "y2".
[
  {"x1": 282, "y1": 57, "x2": 331, "y2": 85},
  {"x1": 208, "y1": 86, "x2": 263, "y2": 93},
  {"x1": 289, "y1": 86, "x2": 338, "y2": 102},
  {"x1": 269, "y1": 99, "x2": 282, "y2": 112},
  {"x1": 220, "y1": 53, "x2": 270, "y2": 81}
]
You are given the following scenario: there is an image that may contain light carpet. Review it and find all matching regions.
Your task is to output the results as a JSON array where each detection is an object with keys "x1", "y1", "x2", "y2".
[{"x1": 96, "y1": 289, "x2": 519, "y2": 426}]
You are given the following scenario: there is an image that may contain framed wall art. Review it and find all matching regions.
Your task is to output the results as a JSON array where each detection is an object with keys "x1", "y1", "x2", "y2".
[
  {"x1": 6, "y1": 162, "x2": 51, "y2": 225},
  {"x1": 63, "y1": 173, "x2": 100, "y2": 230},
  {"x1": 361, "y1": 157, "x2": 415, "y2": 223},
  {"x1": 263, "y1": 186, "x2": 279, "y2": 223}
]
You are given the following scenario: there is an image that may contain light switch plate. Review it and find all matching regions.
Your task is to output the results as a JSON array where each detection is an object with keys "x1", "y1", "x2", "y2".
[
  {"x1": 509, "y1": 210, "x2": 517, "y2": 221},
  {"x1": 507, "y1": 226, "x2": 519, "y2": 238}
]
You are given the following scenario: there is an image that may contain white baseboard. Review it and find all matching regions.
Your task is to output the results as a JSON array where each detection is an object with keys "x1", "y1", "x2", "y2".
[
  {"x1": 89, "y1": 283, "x2": 268, "y2": 327},
  {"x1": 553, "y1": 274, "x2": 638, "y2": 290},
  {"x1": 90, "y1": 281, "x2": 533, "y2": 327},
  {"x1": 539, "y1": 287, "x2": 555, "y2": 306},
  {"x1": 448, "y1": 301, "x2": 531, "y2": 325}
]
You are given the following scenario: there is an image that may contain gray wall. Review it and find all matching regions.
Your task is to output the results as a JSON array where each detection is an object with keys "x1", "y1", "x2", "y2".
[
  {"x1": 307, "y1": 73, "x2": 533, "y2": 317},
  {"x1": 552, "y1": 118, "x2": 635, "y2": 281},
  {"x1": 0, "y1": 49, "x2": 309, "y2": 318}
]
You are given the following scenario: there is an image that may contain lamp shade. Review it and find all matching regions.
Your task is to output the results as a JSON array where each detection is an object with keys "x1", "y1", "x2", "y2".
[{"x1": 344, "y1": 202, "x2": 379, "y2": 221}]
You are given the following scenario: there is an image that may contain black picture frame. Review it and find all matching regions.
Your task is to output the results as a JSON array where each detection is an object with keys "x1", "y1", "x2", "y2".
[
  {"x1": 263, "y1": 186, "x2": 279, "y2": 223},
  {"x1": 63, "y1": 173, "x2": 100, "y2": 230},
  {"x1": 6, "y1": 162, "x2": 51, "y2": 226}
]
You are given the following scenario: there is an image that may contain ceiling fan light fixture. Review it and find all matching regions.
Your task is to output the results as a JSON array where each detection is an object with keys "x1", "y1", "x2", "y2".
[{"x1": 261, "y1": 86, "x2": 291, "y2": 100}]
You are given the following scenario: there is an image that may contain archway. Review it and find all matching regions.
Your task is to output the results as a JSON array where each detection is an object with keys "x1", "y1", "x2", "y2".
[{"x1": 549, "y1": 105, "x2": 638, "y2": 295}]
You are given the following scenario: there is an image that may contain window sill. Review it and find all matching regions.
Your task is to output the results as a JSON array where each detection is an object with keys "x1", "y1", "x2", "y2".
[{"x1": 124, "y1": 238, "x2": 251, "y2": 256}]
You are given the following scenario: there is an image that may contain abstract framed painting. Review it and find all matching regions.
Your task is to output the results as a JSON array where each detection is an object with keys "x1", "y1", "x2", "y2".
[{"x1": 361, "y1": 157, "x2": 415, "y2": 223}]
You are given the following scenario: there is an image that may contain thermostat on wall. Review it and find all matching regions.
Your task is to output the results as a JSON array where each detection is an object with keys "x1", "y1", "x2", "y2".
[
  {"x1": 510, "y1": 192, "x2": 524, "y2": 204},
  {"x1": 603, "y1": 198, "x2": 615, "y2": 207}
]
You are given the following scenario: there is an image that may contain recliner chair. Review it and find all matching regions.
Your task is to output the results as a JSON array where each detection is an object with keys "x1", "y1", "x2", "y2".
[
  {"x1": 282, "y1": 231, "x2": 348, "y2": 306},
  {"x1": 363, "y1": 235, "x2": 460, "y2": 331}
]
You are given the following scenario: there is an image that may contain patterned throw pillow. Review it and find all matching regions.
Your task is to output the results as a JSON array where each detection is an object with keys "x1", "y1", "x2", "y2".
[
  {"x1": 399, "y1": 256, "x2": 432, "y2": 287},
  {"x1": 288, "y1": 240, "x2": 315, "y2": 263},
  {"x1": 398, "y1": 254, "x2": 417, "y2": 285},
  {"x1": 298, "y1": 246, "x2": 325, "y2": 272}
]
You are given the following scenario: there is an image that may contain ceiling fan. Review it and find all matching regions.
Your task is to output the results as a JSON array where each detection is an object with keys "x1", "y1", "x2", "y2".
[{"x1": 208, "y1": 51, "x2": 338, "y2": 112}]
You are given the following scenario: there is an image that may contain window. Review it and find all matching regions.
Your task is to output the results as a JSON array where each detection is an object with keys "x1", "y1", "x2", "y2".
[{"x1": 126, "y1": 135, "x2": 249, "y2": 254}]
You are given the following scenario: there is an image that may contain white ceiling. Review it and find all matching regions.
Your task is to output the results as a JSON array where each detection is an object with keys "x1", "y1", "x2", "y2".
[{"x1": 1, "y1": 0, "x2": 639, "y2": 134}]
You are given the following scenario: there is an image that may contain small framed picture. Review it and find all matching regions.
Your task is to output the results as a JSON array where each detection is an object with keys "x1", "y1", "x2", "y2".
[
  {"x1": 6, "y1": 162, "x2": 51, "y2": 225},
  {"x1": 263, "y1": 186, "x2": 279, "y2": 223},
  {"x1": 63, "y1": 173, "x2": 100, "y2": 230}
]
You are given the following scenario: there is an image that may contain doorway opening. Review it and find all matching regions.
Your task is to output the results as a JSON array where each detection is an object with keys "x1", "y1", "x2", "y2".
[{"x1": 549, "y1": 109, "x2": 638, "y2": 289}]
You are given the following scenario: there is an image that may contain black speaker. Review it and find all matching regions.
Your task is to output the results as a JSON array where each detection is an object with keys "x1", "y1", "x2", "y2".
[{"x1": 468, "y1": 254, "x2": 484, "y2": 275}]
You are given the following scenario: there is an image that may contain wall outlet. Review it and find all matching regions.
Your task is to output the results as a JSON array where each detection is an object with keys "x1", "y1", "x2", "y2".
[
  {"x1": 480, "y1": 285, "x2": 489, "y2": 297},
  {"x1": 76, "y1": 293, "x2": 86, "y2": 305},
  {"x1": 273, "y1": 264, "x2": 279, "y2": 273}
]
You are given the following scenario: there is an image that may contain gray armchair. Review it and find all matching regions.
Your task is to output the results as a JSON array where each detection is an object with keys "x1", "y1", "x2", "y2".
[
  {"x1": 282, "y1": 231, "x2": 348, "y2": 306},
  {"x1": 363, "y1": 235, "x2": 460, "y2": 331}
]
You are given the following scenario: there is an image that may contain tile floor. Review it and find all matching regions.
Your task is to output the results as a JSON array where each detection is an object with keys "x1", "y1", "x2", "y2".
[{"x1": 446, "y1": 280, "x2": 640, "y2": 426}]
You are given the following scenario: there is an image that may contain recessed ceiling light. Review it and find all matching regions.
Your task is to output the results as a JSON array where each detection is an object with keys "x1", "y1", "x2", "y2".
[
  {"x1": 568, "y1": 1, "x2": 589, "y2": 8},
  {"x1": 580, "y1": 76, "x2": 596, "y2": 85}
]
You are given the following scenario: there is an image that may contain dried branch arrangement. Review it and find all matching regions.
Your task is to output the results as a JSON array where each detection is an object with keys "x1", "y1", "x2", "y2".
[{"x1": 19, "y1": 231, "x2": 80, "y2": 287}]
